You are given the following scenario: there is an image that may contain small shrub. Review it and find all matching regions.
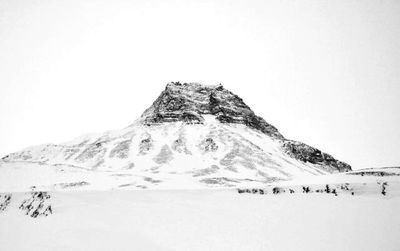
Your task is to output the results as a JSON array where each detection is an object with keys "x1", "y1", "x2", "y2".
[
  {"x1": 325, "y1": 185, "x2": 330, "y2": 194},
  {"x1": 381, "y1": 182, "x2": 388, "y2": 196}
]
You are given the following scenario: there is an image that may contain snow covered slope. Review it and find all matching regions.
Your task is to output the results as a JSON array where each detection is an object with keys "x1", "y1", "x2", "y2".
[{"x1": 1, "y1": 82, "x2": 351, "y2": 191}]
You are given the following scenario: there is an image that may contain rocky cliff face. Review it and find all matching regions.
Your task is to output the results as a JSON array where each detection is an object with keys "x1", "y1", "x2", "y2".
[
  {"x1": 282, "y1": 141, "x2": 351, "y2": 172},
  {"x1": 141, "y1": 82, "x2": 283, "y2": 139},
  {"x1": 141, "y1": 82, "x2": 351, "y2": 172}
]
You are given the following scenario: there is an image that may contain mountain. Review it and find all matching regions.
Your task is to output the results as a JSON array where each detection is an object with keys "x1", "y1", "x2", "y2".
[{"x1": 0, "y1": 82, "x2": 351, "y2": 191}]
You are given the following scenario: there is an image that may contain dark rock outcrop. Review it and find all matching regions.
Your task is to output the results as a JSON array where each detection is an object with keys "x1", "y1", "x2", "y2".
[
  {"x1": 141, "y1": 82, "x2": 351, "y2": 172},
  {"x1": 19, "y1": 192, "x2": 52, "y2": 217},
  {"x1": 0, "y1": 194, "x2": 12, "y2": 212},
  {"x1": 282, "y1": 141, "x2": 351, "y2": 172},
  {"x1": 139, "y1": 136, "x2": 153, "y2": 155},
  {"x1": 141, "y1": 82, "x2": 283, "y2": 139},
  {"x1": 201, "y1": 138, "x2": 219, "y2": 152}
]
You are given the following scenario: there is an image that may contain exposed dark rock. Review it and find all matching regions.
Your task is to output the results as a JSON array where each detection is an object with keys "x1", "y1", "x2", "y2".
[
  {"x1": 141, "y1": 82, "x2": 283, "y2": 139},
  {"x1": 172, "y1": 137, "x2": 191, "y2": 154},
  {"x1": 0, "y1": 194, "x2": 12, "y2": 212},
  {"x1": 19, "y1": 192, "x2": 52, "y2": 217},
  {"x1": 201, "y1": 138, "x2": 218, "y2": 152},
  {"x1": 139, "y1": 137, "x2": 153, "y2": 155},
  {"x1": 282, "y1": 140, "x2": 351, "y2": 172},
  {"x1": 140, "y1": 82, "x2": 351, "y2": 172}
]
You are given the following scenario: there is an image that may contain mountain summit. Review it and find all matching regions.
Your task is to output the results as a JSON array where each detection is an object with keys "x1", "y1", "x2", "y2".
[
  {"x1": 0, "y1": 82, "x2": 351, "y2": 190},
  {"x1": 140, "y1": 82, "x2": 350, "y2": 172},
  {"x1": 141, "y1": 82, "x2": 283, "y2": 138}
]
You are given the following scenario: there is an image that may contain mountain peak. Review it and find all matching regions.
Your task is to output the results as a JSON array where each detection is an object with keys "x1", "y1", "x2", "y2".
[
  {"x1": 138, "y1": 82, "x2": 351, "y2": 172},
  {"x1": 141, "y1": 82, "x2": 283, "y2": 139},
  {"x1": 1, "y1": 81, "x2": 351, "y2": 190},
  {"x1": 165, "y1": 81, "x2": 224, "y2": 91}
]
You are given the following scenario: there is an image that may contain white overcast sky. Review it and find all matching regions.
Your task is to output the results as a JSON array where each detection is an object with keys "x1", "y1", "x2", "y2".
[{"x1": 0, "y1": 0, "x2": 399, "y2": 170}]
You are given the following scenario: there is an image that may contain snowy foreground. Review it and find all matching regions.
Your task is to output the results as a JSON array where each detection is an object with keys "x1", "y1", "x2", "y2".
[{"x1": 1, "y1": 183, "x2": 400, "y2": 251}]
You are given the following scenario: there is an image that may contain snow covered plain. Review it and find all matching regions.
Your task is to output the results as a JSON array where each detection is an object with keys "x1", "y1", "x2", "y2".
[{"x1": 1, "y1": 176, "x2": 399, "y2": 251}]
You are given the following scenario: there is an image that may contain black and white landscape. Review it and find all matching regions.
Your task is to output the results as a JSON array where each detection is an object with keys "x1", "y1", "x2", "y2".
[
  {"x1": 1, "y1": 0, "x2": 399, "y2": 250},
  {"x1": 1, "y1": 82, "x2": 399, "y2": 251},
  {"x1": 1, "y1": 83, "x2": 352, "y2": 190}
]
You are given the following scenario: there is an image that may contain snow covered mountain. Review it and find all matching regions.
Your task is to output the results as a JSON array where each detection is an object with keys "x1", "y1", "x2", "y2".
[
  {"x1": 2, "y1": 82, "x2": 400, "y2": 251},
  {"x1": 0, "y1": 82, "x2": 351, "y2": 191}
]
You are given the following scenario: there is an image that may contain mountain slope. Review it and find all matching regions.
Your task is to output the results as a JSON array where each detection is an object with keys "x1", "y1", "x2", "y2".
[{"x1": 0, "y1": 82, "x2": 351, "y2": 191}]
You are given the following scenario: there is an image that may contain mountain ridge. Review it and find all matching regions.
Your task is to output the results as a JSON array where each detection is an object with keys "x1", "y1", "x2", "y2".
[
  {"x1": 139, "y1": 82, "x2": 351, "y2": 172},
  {"x1": 0, "y1": 82, "x2": 351, "y2": 191},
  {"x1": 140, "y1": 82, "x2": 284, "y2": 139}
]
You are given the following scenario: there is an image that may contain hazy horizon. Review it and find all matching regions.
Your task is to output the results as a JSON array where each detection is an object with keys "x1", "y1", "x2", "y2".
[{"x1": 1, "y1": 0, "x2": 399, "y2": 170}]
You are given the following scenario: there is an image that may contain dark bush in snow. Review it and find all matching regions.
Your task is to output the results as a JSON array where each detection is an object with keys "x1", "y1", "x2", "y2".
[
  {"x1": 381, "y1": 182, "x2": 388, "y2": 196},
  {"x1": 238, "y1": 189, "x2": 245, "y2": 194},
  {"x1": 273, "y1": 187, "x2": 284, "y2": 194},
  {"x1": 325, "y1": 185, "x2": 330, "y2": 193},
  {"x1": 302, "y1": 186, "x2": 311, "y2": 193}
]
